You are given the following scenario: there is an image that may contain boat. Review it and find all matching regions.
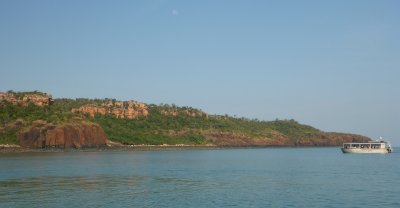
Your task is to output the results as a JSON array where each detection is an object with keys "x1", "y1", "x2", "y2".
[{"x1": 341, "y1": 138, "x2": 392, "y2": 154}]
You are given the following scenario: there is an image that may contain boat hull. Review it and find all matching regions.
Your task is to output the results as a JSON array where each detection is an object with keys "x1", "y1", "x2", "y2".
[{"x1": 341, "y1": 148, "x2": 391, "y2": 154}]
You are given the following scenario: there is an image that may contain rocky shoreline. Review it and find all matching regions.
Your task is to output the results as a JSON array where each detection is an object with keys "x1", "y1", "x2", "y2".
[
  {"x1": 0, "y1": 143, "x2": 217, "y2": 153},
  {"x1": 0, "y1": 143, "x2": 347, "y2": 153}
]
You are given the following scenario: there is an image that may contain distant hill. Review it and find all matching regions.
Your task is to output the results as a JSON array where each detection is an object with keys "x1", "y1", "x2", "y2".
[{"x1": 0, "y1": 91, "x2": 370, "y2": 148}]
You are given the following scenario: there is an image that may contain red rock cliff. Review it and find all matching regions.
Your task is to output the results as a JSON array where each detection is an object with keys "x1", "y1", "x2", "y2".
[{"x1": 19, "y1": 121, "x2": 107, "y2": 148}]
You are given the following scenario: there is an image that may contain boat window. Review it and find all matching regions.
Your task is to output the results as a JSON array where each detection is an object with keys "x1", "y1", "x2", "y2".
[
  {"x1": 371, "y1": 144, "x2": 380, "y2": 149},
  {"x1": 351, "y1": 144, "x2": 360, "y2": 148},
  {"x1": 361, "y1": 144, "x2": 371, "y2": 148}
]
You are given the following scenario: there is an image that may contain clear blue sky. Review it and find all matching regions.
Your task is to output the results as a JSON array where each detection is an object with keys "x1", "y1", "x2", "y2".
[{"x1": 1, "y1": 0, "x2": 399, "y2": 145}]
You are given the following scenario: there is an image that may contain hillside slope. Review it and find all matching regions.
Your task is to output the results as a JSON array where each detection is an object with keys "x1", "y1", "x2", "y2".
[{"x1": 0, "y1": 91, "x2": 370, "y2": 148}]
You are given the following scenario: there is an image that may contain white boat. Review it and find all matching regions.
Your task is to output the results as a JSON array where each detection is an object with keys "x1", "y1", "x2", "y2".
[{"x1": 341, "y1": 138, "x2": 392, "y2": 154}]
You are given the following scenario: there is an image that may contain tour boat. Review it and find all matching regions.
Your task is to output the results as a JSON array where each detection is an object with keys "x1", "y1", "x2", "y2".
[{"x1": 341, "y1": 138, "x2": 392, "y2": 154}]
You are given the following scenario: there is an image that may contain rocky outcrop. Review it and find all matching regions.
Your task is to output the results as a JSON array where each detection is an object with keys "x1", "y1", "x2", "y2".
[
  {"x1": 0, "y1": 92, "x2": 53, "y2": 107},
  {"x1": 19, "y1": 121, "x2": 107, "y2": 148},
  {"x1": 160, "y1": 108, "x2": 208, "y2": 117},
  {"x1": 160, "y1": 109, "x2": 179, "y2": 116},
  {"x1": 72, "y1": 100, "x2": 148, "y2": 119}
]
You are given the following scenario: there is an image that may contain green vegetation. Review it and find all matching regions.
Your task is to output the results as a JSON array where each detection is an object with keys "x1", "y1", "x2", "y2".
[
  {"x1": 0, "y1": 100, "x2": 73, "y2": 144},
  {"x1": 1, "y1": 91, "x2": 325, "y2": 145},
  {"x1": 88, "y1": 105, "x2": 322, "y2": 145}
]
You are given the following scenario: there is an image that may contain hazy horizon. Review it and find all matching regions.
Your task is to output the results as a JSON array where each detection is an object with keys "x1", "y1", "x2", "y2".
[{"x1": 1, "y1": 1, "x2": 399, "y2": 145}]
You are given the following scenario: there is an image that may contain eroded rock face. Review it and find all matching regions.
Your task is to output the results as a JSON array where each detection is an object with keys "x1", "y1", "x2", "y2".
[
  {"x1": 0, "y1": 92, "x2": 53, "y2": 107},
  {"x1": 72, "y1": 100, "x2": 148, "y2": 119},
  {"x1": 19, "y1": 121, "x2": 107, "y2": 148}
]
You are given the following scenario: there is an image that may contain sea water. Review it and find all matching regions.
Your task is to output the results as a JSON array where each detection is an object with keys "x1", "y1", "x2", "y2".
[{"x1": 1, "y1": 148, "x2": 399, "y2": 208}]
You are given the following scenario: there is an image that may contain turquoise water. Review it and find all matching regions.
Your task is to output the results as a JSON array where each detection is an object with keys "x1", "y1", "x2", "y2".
[{"x1": 1, "y1": 148, "x2": 399, "y2": 207}]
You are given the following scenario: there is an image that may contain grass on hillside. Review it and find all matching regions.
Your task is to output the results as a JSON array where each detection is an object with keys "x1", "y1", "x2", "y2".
[{"x1": 1, "y1": 97, "x2": 321, "y2": 145}]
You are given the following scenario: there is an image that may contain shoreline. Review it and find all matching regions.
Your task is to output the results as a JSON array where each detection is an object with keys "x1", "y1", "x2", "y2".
[
  {"x1": 0, "y1": 144, "x2": 220, "y2": 153},
  {"x1": 0, "y1": 144, "x2": 344, "y2": 153}
]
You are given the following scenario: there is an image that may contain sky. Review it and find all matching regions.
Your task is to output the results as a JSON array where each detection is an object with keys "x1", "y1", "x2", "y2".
[{"x1": 1, "y1": 0, "x2": 399, "y2": 145}]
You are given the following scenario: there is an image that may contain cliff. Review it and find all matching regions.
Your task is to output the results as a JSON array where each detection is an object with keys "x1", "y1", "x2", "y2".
[
  {"x1": 19, "y1": 121, "x2": 107, "y2": 148},
  {"x1": 71, "y1": 100, "x2": 148, "y2": 119}
]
